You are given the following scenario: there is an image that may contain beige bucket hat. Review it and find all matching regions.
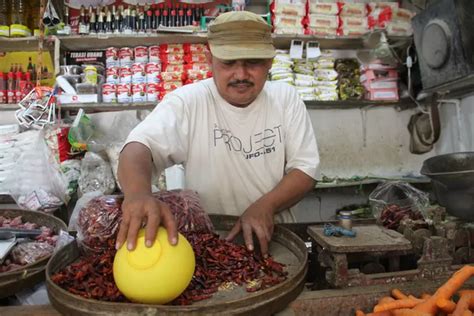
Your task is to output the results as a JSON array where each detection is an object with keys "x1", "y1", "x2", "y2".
[{"x1": 207, "y1": 11, "x2": 276, "y2": 60}]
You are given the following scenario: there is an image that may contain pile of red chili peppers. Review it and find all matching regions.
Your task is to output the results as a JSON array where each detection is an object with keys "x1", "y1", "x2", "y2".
[
  {"x1": 51, "y1": 232, "x2": 287, "y2": 305},
  {"x1": 380, "y1": 204, "x2": 423, "y2": 230}
]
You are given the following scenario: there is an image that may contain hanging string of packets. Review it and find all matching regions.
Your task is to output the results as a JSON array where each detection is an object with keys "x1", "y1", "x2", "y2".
[{"x1": 15, "y1": 87, "x2": 57, "y2": 129}]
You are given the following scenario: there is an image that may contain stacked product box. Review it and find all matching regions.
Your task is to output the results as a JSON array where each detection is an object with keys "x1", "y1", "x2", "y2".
[
  {"x1": 271, "y1": 0, "x2": 306, "y2": 34},
  {"x1": 339, "y1": 2, "x2": 369, "y2": 37},
  {"x1": 360, "y1": 62, "x2": 399, "y2": 101},
  {"x1": 103, "y1": 44, "x2": 211, "y2": 104},
  {"x1": 307, "y1": 0, "x2": 340, "y2": 36}
]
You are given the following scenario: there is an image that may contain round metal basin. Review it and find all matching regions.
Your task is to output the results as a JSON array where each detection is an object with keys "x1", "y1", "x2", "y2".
[
  {"x1": 421, "y1": 152, "x2": 474, "y2": 221},
  {"x1": 46, "y1": 215, "x2": 308, "y2": 316}
]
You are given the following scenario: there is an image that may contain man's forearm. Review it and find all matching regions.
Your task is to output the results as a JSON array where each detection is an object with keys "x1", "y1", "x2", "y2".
[
  {"x1": 259, "y1": 169, "x2": 316, "y2": 214},
  {"x1": 118, "y1": 142, "x2": 154, "y2": 195}
]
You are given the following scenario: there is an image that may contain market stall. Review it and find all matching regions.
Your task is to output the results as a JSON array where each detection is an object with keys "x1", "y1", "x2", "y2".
[{"x1": 0, "y1": 0, "x2": 473, "y2": 315}]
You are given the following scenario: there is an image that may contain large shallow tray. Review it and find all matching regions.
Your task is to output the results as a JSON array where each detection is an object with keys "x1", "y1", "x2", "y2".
[
  {"x1": 46, "y1": 215, "x2": 308, "y2": 316},
  {"x1": 0, "y1": 209, "x2": 67, "y2": 298}
]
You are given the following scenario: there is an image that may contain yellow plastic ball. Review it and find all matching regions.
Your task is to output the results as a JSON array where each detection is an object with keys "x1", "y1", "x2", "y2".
[{"x1": 113, "y1": 228, "x2": 195, "y2": 304}]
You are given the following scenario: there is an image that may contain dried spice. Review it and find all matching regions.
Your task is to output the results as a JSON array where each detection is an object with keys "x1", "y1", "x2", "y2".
[
  {"x1": 380, "y1": 204, "x2": 423, "y2": 230},
  {"x1": 52, "y1": 233, "x2": 287, "y2": 305}
]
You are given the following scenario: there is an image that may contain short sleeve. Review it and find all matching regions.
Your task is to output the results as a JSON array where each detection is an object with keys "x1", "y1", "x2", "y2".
[
  {"x1": 123, "y1": 93, "x2": 189, "y2": 173},
  {"x1": 283, "y1": 86, "x2": 320, "y2": 179}
]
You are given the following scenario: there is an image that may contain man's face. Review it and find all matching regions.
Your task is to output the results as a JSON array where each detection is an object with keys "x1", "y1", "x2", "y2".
[{"x1": 206, "y1": 52, "x2": 273, "y2": 107}]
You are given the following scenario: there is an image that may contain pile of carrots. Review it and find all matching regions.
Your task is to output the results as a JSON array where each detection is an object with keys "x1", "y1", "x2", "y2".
[{"x1": 356, "y1": 265, "x2": 474, "y2": 316}]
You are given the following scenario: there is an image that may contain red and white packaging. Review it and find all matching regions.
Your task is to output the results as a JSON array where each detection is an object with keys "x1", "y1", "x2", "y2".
[
  {"x1": 106, "y1": 67, "x2": 119, "y2": 84},
  {"x1": 361, "y1": 63, "x2": 398, "y2": 72},
  {"x1": 386, "y1": 21, "x2": 413, "y2": 36},
  {"x1": 159, "y1": 81, "x2": 183, "y2": 91},
  {"x1": 360, "y1": 69, "x2": 398, "y2": 82},
  {"x1": 134, "y1": 46, "x2": 149, "y2": 64},
  {"x1": 162, "y1": 64, "x2": 184, "y2": 73},
  {"x1": 363, "y1": 79, "x2": 398, "y2": 90},
  {"x1": 149, "y1": 45, "x2": 161, "y2": 63},
  {"x1": 340, "y1": 3, "x2": 367, "y2": 17},
  {"x1": 132, "y1": 83, "x2": 147, "y2": 103},
  {"x1": 391, "y1": 8, "x2": 414, "y2": 22},
  {"x1": 365, "y1": 88, "x2": 399, "y2": 101},
  {"x1": 131, "y1": 63, "x2": 146, "y2": 84},
  {"x1": 308, "y1": 14, "x2": 339, "y2": 29},
  {"x1": 159, "y1": 44, "x2": 184, "y2": 54},
  {"x1": 186, "y1": 63, "x2": 210, "y2": 72},
  {"x1": 368, "y1": 2, "x2": 399, "y2": 11},
  {"x1": 368, "y1": 7, "x2": 392, "y2": 29},
  {"x1": 160, "y1": 53, "x2": 185, "y2": 65},
  {"x1": 106, "y1": 47, "x2": 119, "y2": 67},
  {"x1": 159, "y1": 71, "x2": 184, "y2": 82},
  {"x1": 145, "y1": 62, "x2": 161, "y2": 83},
  {"x1": 186, "y1": 70, "x2": 212, "y2": 81},
  {"x1": 146, "y1": 83, "x2": 159, "y2": 102},
  {"x1": 118, "y1": 47, "x2": 134, "y2": 67},
  {"x1": 102, "y1": 83, "x2": 117, "y2": 103},
  {"x1": 307, "y1": 27, "x2": 338, "y2": 37},
  {"x1": 340, "y1": 16, "x2": 368, "y2": 29},
  {"x1": 273, "y1": 2, "x2": 306, "y2": 16},
  {"x1": 308, "y1": 1, "x2": 340, "y2": 15},
  {"x1": 119, "y1": 66, "x2": 132, "y2": 84},
  {"x1": 273, "y1": 15, "x2": 303, "y2": 29},
  {"x1": 184, "y1": 53, "x2": 207, "y2": 64},
  {"x1": 116, "y1": 83, "x2": 131, "y2": 103},
  {"x1": 184, "y1": 43, "x2": 208, "y2": 54},
  {"x1": 340, "y1": 26, "x2": 369, "y2": 37}
]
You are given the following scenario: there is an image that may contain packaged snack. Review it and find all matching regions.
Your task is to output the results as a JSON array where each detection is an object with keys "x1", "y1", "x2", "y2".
[
  {"x1": 134, "y1": 46, "x2": 149, "y2": 64},
  {"x1": 386, "y1": 20, "x2": 413, "y2": 36},
  {"x1": 308, "y1": 1, "x2": 340, "y2": 15},
  {"x1": 184, "y1": 53, "x2": 207, "y2": 64},
  {"x1": 314, "y1": 69, "x2": 338, "y2": 81},
  {"x1": 306, "y1": 27, "x2": 338, "y2": 37},
  {"x1": 391, "y1": 8, "x2": 415, "y2": 22},
  {"x1": 308, "y1": 14, "x2": 339, "y2": 29},
  {"x1": 184, "y1": 43, "x2": 208, "y2": 54},
  {"x1": 159, "y1": 81, "x2": 183, "y2": 91},
  {"x1": 340, "y1": 3, "x2": 367, "y2": 17},
  {"x1": 159, "y1": 53, "x2": 185, "y2": 65},
  {"x1": 340, "y1": 16, "x2": 368, "y2": 29},
  {"x1": 159, "y1": 44, "x2": 184, "y2": 54},
  {"x1": 159, "y1": 71, "x2": 185, "y2": 82},
  {"x1": 273, "y1": 1, "x2": 306, "y2": 16}
]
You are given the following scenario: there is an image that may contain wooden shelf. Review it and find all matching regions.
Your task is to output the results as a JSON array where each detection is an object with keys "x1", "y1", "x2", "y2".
[
  {"x1": 0, "y1": 36, "x2": 58, "y2": 52},
  {"x1": 1, "y1": 99, "x2": 415, "y2": 112},
  {"x1": 57, "y1": 33, "x2": 412, "y2": 51},
  {"x1": 57, "y1": 102, "x2": 157, "y2": 112}
]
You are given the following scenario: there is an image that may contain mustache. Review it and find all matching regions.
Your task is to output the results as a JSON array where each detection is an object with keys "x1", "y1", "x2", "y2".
[{"x1": 228, "y1": 80, "x2": 254, "y2": 87}]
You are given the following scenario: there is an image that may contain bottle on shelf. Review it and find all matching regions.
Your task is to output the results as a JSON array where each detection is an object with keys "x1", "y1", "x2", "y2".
[
  {"x1": 0, "y1": 0, "x2": 9, "y2": 37},
  {"x1": 10, "y1": 0, "x2": 29, "y2": 37},
  {"x1": 0, "y1": 72, "x2": 6, "y2": 103},
  {"x1": 6, "y1": 71, "x2": 14, "y2": 104},
  {"x1": 63, "y1": 5, "x2": 71, "y2": 35},
  {"x1": 28, "y1": 0, "x2": 40, "y2": 36},
  {"x1": 78, "y1": 5, "x2": 88, "y2": 35}
]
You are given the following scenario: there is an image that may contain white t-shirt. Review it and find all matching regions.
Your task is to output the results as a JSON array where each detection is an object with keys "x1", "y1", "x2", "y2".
[{"x1": 124, "y1": 78, "x2": 320, "y2": 223}]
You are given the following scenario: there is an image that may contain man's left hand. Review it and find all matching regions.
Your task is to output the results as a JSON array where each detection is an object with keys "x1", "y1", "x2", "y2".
[{"x1": 225, "y1": 199, "x2": 276, "y2": 257}]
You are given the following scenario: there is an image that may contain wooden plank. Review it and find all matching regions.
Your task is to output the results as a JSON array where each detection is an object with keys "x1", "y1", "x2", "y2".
[
  {"x1": 307, "y1": 224, "x2": 412, "y2": 253},
  {"x1": 0, "y1": 305, "x2": 60, "y2": 316}
]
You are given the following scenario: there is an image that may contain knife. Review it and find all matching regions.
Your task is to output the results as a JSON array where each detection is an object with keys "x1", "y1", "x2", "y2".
[{"x1": 0, "y1": 228, "x2": 43, "y2": 240}]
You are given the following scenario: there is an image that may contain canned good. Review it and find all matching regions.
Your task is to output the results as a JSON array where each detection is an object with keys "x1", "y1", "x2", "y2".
[
  {"x1": 116, "y1": 83, "x2": 131, "y2": 103},
  {"x1": 118, "y1": 47, "x2": 133, "y2": 67},
  {"x1": 146, "y1": 83, "x2": 159, "y2": 102},
  {"x1": 132, "y1": 83, "x2": 147, "y2": 103},
  {"x1": 338, "y1": 211, "x2": 353, "y2": 230},
  {"x1": 119, "y1": 67, "x2": 132, "y2": 84},
  {"x1": 106, "y1": 67, "x2": 119, "y2": 84},
  {"x1": 149, "y1": 46, "x2": 160, "y2": 63},
  {"x1": 134, "y1": 46, "x2": 149, "y2": 63},
  {"x1": 106, "y1": 47, "x2": 119, "y2": 67},
  {"x1": 84, "y1": 65, "x2": 98, "y2": 85},
  {"x1": 102, "y1": 83, "x2": 117, "y2": 103},
  {"x1": 131, "y1": 63, "x2": 146, "y2": 84},
  {"x1": 145, "y1": 62, "x2": 161, "y2": 83}
]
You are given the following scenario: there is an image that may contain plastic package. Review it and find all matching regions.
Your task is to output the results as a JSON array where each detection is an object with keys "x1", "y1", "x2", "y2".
[
  {"x1": 10, "y1": 242, "x2": 55, "y2": 265},
  {"x1": 76, "y1": 195, "x2": 123, "y2": 254},
  {"x1": 78, "y1": 152, "x2": 116, "y2": 196},
  {"x1": 5, "y1": 130, "x2": 67, "y2": 212},
  {"x1": 153, "y1": 190, "x2": 214, "y2": 234},
  {"x1": 309, "y1": 0, "x2": 340, "y2": 15},
  {"x1": 369, "y1": 181, "x2": 429, "y2": 230}
]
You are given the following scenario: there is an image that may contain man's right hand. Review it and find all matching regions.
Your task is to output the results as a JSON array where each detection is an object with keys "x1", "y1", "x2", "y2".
[{"x1": 115, "y1": 194, "x2": 178, "y2": 251}]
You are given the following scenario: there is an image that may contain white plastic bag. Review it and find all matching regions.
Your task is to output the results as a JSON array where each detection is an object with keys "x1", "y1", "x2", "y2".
[
  {"x1": 5, "y1": 130, "x2": 68, "y2": 212},
  {"x1": 78, "y1": 152, "x2": 115, "y2": 196}
]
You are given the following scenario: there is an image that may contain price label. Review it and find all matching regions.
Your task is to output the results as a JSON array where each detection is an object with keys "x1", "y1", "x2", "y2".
[
  {"x1": 290, "y1": 39, "x2": 304, "y2": 60},
  {"x1": 306, "y1": 41, "x2": 321, "y2": 61}
]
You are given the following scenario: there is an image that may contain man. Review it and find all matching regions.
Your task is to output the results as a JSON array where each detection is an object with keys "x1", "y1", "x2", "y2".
[{"x1": 116, "y1": 11, "x2": 320, "y2": 256}]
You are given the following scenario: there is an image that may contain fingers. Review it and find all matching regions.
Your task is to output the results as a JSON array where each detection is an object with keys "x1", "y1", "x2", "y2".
[
  {"x1": 242, "y1": 222, "x2": 254, "y2": 252},
  {"x1": 225, "y1": 220, "x2": 242, "y2": 242},
  {"x1": 160, "y1": 203, "x2": 178, "y2": 245},
  {"x1": 126, "y1": 213, "x2": 143, "y2": 250},
  {"x1": 116, "y1": 215, "x2": 129, "y2": 250},
  {"x1": 144, "y1": 209, "x2": 160, "y2": 247}
]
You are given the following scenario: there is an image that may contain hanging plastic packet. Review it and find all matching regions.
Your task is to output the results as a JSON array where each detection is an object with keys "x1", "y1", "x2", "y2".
[{"x1": 42, "y1": 0, "x2": 61, "y2": 28}]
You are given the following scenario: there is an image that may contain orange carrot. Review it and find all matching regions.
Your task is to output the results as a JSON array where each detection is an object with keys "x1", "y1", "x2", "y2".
[
  {"x1": 355, "y1": 310, "x2": 366, "y2": 316},
  {"x1": 458, "y1": 290, "x2": 474, "y2": 309},
  {"x1": 374, "y1": 298, "x2": 421, "y2": 312},
  {"x1": 453, "y1": 292, "x2": 472, "y2": 316},
  {"x1": 413, "y1": 265, "x2": 474, "y2": 315},
  {"x1": 378, "y1": 296, "x2": 396, "y2": 304},
  {"x1": 391, "y1": 308, "x2": 431, "y2": 316},
  {"x1": 436, "y1": 298, "x2": 456, "y2": 313},
  {"x1": 421, "y1": 294, "x2": 432, "y2": 300},
  {"x1": 392, "y1": 288, "x2": 409, "y2": 300}
]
